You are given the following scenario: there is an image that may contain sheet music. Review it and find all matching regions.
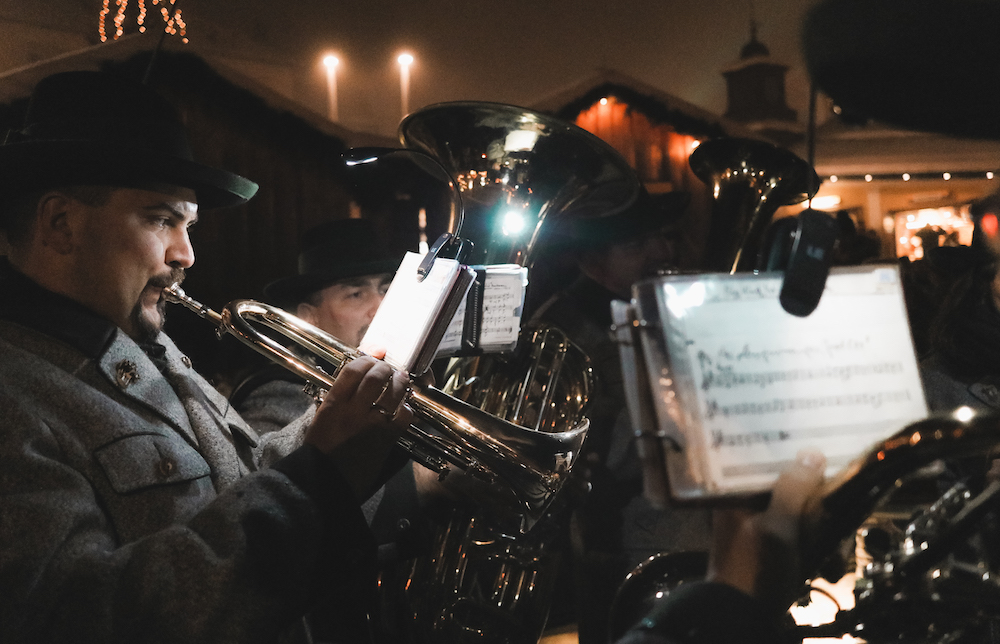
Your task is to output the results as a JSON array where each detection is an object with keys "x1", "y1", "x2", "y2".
[
  {"x1": 437, "y1": 265, "x2": 527, "y2": 355},
  {"x1": 654, "y1": 266, "x2": 928, "y2": 495}
]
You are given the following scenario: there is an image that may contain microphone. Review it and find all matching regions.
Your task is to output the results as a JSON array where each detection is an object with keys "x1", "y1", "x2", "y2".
[{"x1": 778, "y1": 208, "x2": 838, "y2": 317}]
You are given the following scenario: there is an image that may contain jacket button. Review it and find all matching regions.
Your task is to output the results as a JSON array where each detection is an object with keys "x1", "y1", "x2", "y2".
[
  {"x1": 158, "y1": 458, "x2": 176, "y2": 477},
  {"x1": 181, "y1": 355, "x2": 192, "y2": 368},
  {"x1": 115, "y1": 360, "x2": 139, "y2": 388}
]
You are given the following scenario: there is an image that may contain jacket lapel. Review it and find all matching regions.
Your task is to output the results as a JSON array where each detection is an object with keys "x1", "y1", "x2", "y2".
[{"x1": 97, "y1": 334, "x2": 198, "y2": 447}]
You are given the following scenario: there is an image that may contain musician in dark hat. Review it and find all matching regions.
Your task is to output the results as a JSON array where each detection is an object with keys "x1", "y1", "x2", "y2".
[
  {"x1": 531, "y1": 188, "x2": 714, "y2": 643},
  {"x1": 231, "y1": 218, "x2": 398, "y2": 435},
  {"x1": 0, "y1": 70, "x2": 412, "y2": 644}
]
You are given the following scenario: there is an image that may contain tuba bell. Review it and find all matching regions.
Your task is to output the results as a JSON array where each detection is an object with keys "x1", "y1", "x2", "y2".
[{"x1": 691, "y1": 136, "x2": 819, "y2": 274}]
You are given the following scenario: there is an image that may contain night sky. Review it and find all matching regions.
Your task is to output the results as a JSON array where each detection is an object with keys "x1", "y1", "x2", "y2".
[{"x1": 1, "y1": 0, "x2": 822, "y2": 137}]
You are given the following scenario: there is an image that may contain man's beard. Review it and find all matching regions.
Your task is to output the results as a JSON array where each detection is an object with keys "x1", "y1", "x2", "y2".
[{"x1": 130, "y1": 268, "x2": 184, "y2": 344}]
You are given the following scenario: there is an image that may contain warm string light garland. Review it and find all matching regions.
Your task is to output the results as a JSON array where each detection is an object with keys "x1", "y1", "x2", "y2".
[
  {"x1": 827, "y1": 170, "x2": 997, "y2": 183},
  {"x1": 100, "y1": 0, "x2": 187, "y2": 43}
]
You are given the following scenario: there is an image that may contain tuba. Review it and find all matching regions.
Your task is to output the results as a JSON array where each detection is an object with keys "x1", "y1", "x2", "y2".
[
  {"x1": 690, "y1": 136, "x2": 819, "y2": 274},
  {"x1": 370, "y1": 102, "x2": 642, "y2": 644}
]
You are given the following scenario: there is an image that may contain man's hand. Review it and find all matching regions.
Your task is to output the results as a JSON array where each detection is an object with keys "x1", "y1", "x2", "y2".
[
  {"x1": 303, "y1": 354, "x2": 414, "y2": 501},
  {"x1": 707, "y1": 449, "x2": 826, "y2": 617}
]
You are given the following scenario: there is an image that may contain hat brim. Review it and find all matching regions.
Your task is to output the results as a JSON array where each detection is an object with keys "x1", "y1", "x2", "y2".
[
  {"x1": 0, "y1": 140, "x2": 258, "y2": 209},
  {"x1": 263, "y1": 257, "x2": 402, "y2": 307}
]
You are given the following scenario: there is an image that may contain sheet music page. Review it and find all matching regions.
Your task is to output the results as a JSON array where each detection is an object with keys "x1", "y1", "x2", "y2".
[
  {"x1": 360, "y1": 251, "x2": 460, "y2": 372},
  {"x1": 478, "y1": 266, "x2": 527, "y2": 347},
  {"x1": 436, "y1": 265, "x2": 527, "y2": 355},
  {"x1": 658, "y1": 265, "x2": 928, "y2": 495}
]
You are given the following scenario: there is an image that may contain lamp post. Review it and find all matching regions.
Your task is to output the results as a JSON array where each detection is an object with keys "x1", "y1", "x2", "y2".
[
  {"x1": 323, "y1": 54, "x2": 339, "y2": 122},
  {"x1": 398, "y1": 52, "x2": 413, "y2": 119}
]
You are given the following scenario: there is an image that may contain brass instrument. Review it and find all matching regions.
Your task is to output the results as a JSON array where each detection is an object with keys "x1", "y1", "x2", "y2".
[
  {"x1": 370, "y1": 101, "x2": 641, "y2": 644},
  {"x1": 690, "y1": 136, "x2": 819, "y2": 274},
  {"x1": 610, "y1": 412, "x2": 1000, "y2": 643},
  {"x1": 163, "y1": 285, "x2": 588, "y2": 534}
]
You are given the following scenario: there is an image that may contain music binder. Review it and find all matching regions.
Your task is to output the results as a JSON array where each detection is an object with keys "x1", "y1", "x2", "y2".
[
  {"x1": 621, "y1": 265, "x2": 929, "y2": 502},
  {"x1": 359, "y1": 250, "x2": 476, "y2": 375}
]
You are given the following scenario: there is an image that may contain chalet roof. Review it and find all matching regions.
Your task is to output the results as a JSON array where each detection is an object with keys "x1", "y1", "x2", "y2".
[
  {"x1": 0, "y1": 32, "x2": 395, "y2": 149},
  {"x1": 529, "y1": 68, "x2": 760, "y2": 141}
]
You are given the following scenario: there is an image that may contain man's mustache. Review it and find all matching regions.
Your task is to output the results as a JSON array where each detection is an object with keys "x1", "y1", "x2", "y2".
[{"x1": 149, "y1": 268, "x2": 186, "y2": 290}]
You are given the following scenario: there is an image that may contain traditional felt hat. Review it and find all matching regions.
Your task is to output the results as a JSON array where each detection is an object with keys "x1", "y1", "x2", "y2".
[
  {"x1": 551, "y1": 189, "x2": 690, "y2": 249},
  {"x1": 0, "y1": 71, "x2": 258, "y2": 208},
  {"x1": 804, "y1": 0, "x2": 1000, "y2": 140},
  {"x1": 263, "y1": 218, "x2": 403, "y2": 307}
]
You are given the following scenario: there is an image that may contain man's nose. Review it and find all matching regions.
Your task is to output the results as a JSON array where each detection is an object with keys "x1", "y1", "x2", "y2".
[
  {"x1": 167, "y1": 227, "x2": 195, "y2": 269},
  {"x1": 366, "y1": 292, "x2": 385, "y2": 320}
]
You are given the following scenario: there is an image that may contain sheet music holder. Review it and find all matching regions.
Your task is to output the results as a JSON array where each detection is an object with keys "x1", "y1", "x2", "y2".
[
  {"x1": 623, "y1": 264, "x2": 929, "y2": 502},
  {"x1": 360, "y1": 248, "x2": 476, "y2": 375}
]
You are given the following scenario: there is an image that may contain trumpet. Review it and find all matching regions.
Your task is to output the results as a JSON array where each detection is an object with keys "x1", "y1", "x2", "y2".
[{"x1": 164, "y1": 284, "x2": 589, "y2": 534}]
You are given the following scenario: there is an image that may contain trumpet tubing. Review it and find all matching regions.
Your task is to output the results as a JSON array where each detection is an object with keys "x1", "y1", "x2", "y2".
[{"x1": 164, "y1": 284, "x2": 588, "y2": 534}]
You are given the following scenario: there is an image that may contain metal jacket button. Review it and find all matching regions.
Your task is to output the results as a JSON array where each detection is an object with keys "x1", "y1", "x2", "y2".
[
  {"x1": 158, "y1": 458, "x2": 176, "y2": 478},
  {"x1": 181, "y1": 355, "x2": 192, "y2": 368}
]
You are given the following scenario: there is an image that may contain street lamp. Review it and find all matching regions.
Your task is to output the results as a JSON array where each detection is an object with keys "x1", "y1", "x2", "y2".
[
  {"x1": 398, "y1": 52, "x2": 414, "y2": 119},
  {"x1": 323, "y1": 54, "x2": 339, "y2": 122}
]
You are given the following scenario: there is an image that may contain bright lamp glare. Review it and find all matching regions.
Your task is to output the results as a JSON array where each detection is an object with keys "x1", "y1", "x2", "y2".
[
  {"x1": 502, "y1": 211, "x2": 525, "y2": 235},
  {"x1": 398, "y1": 53, "x2": 414, "y2": 66},
  {"x1": 323, "y1": 55, "x2": 339, "y2": 69}
]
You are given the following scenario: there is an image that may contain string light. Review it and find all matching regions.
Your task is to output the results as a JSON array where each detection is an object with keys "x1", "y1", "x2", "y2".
[
  {"x1": 99, "y1": 0, "x2": 187, "y2": 43},
  {"x1": 827, "y1": 170, "x2": 1000, "y2": 183}
]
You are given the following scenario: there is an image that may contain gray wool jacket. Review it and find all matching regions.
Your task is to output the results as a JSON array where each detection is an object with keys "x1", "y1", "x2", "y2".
[{"x1": 0, "y1": 269, "x2": 376, "y2": 643}]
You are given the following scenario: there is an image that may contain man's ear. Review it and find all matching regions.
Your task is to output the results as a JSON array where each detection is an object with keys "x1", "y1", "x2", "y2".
[
  {"x1": 296, "y1": 302, "x2": 318, "y2": 325},
  {"x1": 35, "y1": 192, "x2": 76, "y2": 255}
]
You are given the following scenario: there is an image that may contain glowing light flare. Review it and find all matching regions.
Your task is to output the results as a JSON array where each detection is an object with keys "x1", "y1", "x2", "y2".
[
  {"x1": 829, "y1": 175, "x2": 838, "y2": 183},
  {"x1": 322, "y1": 54, "x2": 340, "y2": 122},
  {"x1": 954, "y1": 406, "x2": 975, "y2": 422},
  {"x1": 982, "y1": 213, "x2": 999, "y2": 238},
  {"x1": 989, "y1": 172, "x2": 995, "y2": 180},
  {"x1": 663, "y1": 282, "x2": 706, "y2": 319},
  {"x1": 864, "y1": 174, "x2": 873, "y2": 182},
  {"x1": 600, "y1": 97, "x2": 608, "y2": 105},
  {"x1": 501, "y1": 210, "x2": 526, "y2": 236},
  {"x1": 943, "y1": 172, "x2": 952, "y2": 180},
  {"x1": 902, "y1": 173, "x2": 910, "y2": 181},
  {"x1": 397, "y1": 52, "x2": 414, "y2": 118}
]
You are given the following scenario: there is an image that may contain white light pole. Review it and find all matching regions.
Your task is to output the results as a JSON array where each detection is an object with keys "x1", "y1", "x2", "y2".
[
  {"x1": 323, "y1": 54, "x2": 339, "y2": 122},
  {"x1": 398, "y1": 52, "x2": 413, "y2": 119}
]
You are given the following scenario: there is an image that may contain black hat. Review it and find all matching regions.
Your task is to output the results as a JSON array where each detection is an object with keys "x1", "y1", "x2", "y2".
[
  {"x1": 263, "y1": 219, "x2": 403, "y2": 306},
  {"x1": 0, "y1": 71, "x2": 258, "y2": 208},
  {"x1": 804, "y1": 0, "x2": 1000, "y2": 140},
  {"x1": 552, "y1": 189, "x2": 690, "y2": 249}
]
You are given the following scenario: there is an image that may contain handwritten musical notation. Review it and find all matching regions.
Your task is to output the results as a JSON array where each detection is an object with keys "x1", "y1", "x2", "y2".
[{"x1": 650, "y1": 266, "x2": 928, "y2": 497}]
